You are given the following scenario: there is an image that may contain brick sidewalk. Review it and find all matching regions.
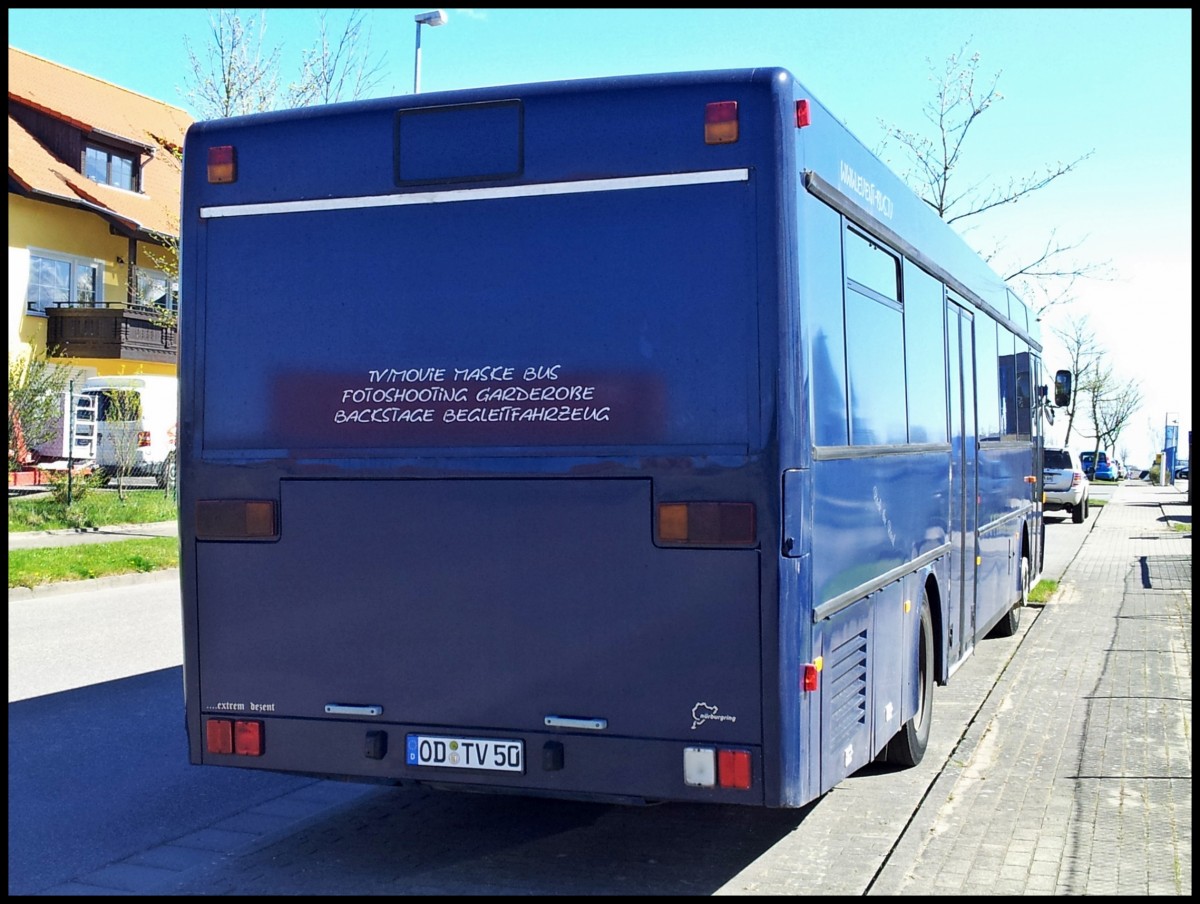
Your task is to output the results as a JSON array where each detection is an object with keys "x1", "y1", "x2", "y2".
[{"x1": 874, "y1": 482, "x2": 1192, "y2": 895}]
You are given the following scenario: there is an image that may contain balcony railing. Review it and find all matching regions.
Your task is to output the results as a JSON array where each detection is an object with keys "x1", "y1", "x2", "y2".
[{"x1": 45, "y1": 301, "x2": 178, "y2": 364}]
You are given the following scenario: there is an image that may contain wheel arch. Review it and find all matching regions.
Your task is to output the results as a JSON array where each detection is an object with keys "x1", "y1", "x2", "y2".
[{"x1": 923, "y1": 569, "x2": 947, "y2": 686}]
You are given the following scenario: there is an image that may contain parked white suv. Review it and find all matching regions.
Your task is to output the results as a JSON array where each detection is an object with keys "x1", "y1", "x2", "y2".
[{"x1": 1043, "y1": 447, "x2": 1090, "y2": 523}]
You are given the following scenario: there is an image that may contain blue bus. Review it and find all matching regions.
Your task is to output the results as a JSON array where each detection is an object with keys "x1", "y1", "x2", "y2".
[{"x1": 178, "y1": 67, "x2": 1070, "y2": 808}]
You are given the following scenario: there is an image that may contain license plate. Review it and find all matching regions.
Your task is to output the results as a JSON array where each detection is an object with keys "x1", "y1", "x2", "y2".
[{"x1": 406, "y1": 734, "x2": 524, "y2": 773}]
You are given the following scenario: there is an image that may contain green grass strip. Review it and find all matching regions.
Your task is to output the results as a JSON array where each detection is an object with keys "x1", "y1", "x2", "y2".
[{"x1": 8, "y1": 537, "x2": 179, "y2": 589}]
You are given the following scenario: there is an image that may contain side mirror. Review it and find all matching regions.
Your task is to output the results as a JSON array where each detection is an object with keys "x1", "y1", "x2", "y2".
[{"x1": 1053, "y1": 370, "x2": 1072, "y2": 408}]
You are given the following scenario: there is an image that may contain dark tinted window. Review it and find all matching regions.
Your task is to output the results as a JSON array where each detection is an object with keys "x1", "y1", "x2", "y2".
[
  {"x1": 843, "y1": 227, "x2": 906, "y2": 445},
  {"x1": 1044, "y1": 449, "x2": 1072, "y2": 469}
]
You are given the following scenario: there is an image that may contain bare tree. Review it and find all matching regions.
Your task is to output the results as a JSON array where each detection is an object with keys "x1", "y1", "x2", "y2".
[
  {"x1": 184, "y1": 9, "x2": 283, "y2": 118},
  {"x1": 285, "y1": 9, "x2": 387, "y2": 107},
  {"x1": 1145, "y1": 416, "x2": 1165, "y2": 464},
  {"x1": 1092, "y1": 376, "x2": 1143, "y2": 464},
  {"x1": 876, "y1": 39, "x2": 1110, "y2": 316},
  {"x1": 161, "y1": 10, "x2": 390, "y2": 331},
  {"x1": 1050, "y1": 316, "x2": 1103, "y2": 446},
  {"x1": 1076, "y1": 359, "x2": 1143, "y2": 467},
  {"x1": 183, "y1": 9, "x2": 388, "y2": 119}
]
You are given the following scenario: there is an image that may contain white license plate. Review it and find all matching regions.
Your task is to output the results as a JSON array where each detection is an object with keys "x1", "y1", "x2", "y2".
[{"x1": 406, "y1": 734, "x2": 524, "y2": 773}]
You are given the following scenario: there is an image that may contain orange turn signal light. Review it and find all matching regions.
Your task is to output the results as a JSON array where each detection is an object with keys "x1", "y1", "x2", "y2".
[
  {"x1": 657, "y1": 501, "x2": 755, "y2": 546},
  {"x1": 196, "y1": 499, "x2": 277, "y2": 541}
]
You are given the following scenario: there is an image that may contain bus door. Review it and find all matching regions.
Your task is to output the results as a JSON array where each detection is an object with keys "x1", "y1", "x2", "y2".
[{"x1": 946, "y1": 298, "x2": 978, "y2": 669}]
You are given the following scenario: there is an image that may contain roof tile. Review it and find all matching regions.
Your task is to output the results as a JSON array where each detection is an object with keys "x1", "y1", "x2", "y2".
[{"x1": 8, "y1": 46, "x2": 192, "y2": 238}]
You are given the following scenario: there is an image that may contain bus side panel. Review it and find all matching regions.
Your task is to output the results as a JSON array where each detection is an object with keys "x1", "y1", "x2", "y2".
[
  {"x1": 809, "y1": 452, "x2": 951, "y2": 610},
  {"x1": 974, "y1": 443, "x2": 1035, "y2": 637},
  {"x1": 776, "y1": 549, "x2": 819, "y2": 806},
  {"x1": 870, "y1": 577, "x2": 907, "y2": 757}
]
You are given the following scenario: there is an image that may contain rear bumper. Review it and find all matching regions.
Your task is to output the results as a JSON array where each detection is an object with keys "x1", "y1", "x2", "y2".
[
  {"x1": 192, "y1": 714, "x2": 766, "y2": 806},
  {"x1": 1043, "y1": 490, "x2": 1084, "y2": 511}
]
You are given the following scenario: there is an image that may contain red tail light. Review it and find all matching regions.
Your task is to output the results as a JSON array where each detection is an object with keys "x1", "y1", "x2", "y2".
[
  {"x1": 717, "y1": 749, "x2": 752, "y2": 789},
  {"x1": 206, "y1": 719, "x2": 233, "y2": 754},
  {"x1": 803, "y1": 661, "x2": 821, "y2": 692},
  {"x1": 206, "y1": 718, "x2": 264, "y2": 756},
  {"x1": 137, "y1": 431, "x2": 151, "y2": 447},
  {"x1": 234, "y1": 720, "x2": 263, "y2": 756}
]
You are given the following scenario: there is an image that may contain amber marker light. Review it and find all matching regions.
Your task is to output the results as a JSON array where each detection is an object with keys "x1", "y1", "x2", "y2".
[
  {"x1": 195, "y1": 500, "x2": 278, "y2": 541},
  {"x1": 704, "y1": 101, "x2": 739, "y2": 144},
  {"x1": 656, "y1": 501, "x2": 755, "y2": 546},
  {"x1": 207, "y1": 145, "x2": 236, "y2": 183}
]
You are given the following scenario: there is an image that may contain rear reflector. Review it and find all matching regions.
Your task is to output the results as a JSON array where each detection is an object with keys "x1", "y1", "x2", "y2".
[
  {"x1": 657, "y1": 501, "x2": 755, "y2": 546},
  {"x1": 704, "y1": 101, "x2": 738, "y2": 144},
  {"x1": 207, "y1": 145, "x2": 236, "y2": 183},
  {"x1": 234, "y1": 720, "x2": 264, "y2": 756},
  {"x1": 718, "y1": 749, "x2": 752, "y2": 789},
  {"x1": 206, "y1": 719, "x2": 233, "y2": 754},
  {"x1": 196, "y1": 499, "x2": 278, "y2": 540}
]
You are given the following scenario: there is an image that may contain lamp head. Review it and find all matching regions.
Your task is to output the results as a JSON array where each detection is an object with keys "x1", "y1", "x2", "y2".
[{"x1": 414, "y1": 9, "x2": 447, "y2": 26}]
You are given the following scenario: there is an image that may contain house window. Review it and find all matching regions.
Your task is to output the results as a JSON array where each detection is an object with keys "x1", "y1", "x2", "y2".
[
  {"x1": 25, "y1": 251, "x2": 101, "y2": 314},
  {"x1": 85, "y1": 145, "x2": 137, "y2": 191},
  {"x1": 136, "y1": 267, "x2": 179, "y2": 314}
]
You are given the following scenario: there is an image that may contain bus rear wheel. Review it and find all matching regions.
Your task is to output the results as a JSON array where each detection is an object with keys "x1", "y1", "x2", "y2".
[
  {"x1": 879, "y1": 590, "x2": 933, "y2": 767},
  {"x1": 990, "y1": 554, "x2": 1027, "y2": 639}
]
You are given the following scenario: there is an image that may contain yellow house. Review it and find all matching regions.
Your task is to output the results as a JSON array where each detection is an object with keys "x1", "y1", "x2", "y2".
[{"x1": 8, "y1": 46, "x2": 192, "y2": 379}]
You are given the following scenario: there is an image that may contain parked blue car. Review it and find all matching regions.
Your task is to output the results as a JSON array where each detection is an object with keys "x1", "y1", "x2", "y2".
[{"x1": 1080, "y1": 450, "x2": 1117, "y2": 481}]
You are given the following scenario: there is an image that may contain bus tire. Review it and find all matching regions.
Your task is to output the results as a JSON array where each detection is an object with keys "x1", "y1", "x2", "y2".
[
  {"x1": 880, "y1": 591, "x2": 934, "y2": 767},
  {"x1": 991, "y1": 554, "x2": 1028, "y2": 639}
]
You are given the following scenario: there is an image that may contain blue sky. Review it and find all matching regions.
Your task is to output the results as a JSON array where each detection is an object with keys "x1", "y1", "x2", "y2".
[{"x1": 9, "y1": 8, "x2": 1192, "y2": 466}]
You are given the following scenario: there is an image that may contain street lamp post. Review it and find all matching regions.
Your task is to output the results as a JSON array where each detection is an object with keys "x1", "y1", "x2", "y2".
[{"x1": 413, "y1": 9, "x2": 447, "y2": 94}]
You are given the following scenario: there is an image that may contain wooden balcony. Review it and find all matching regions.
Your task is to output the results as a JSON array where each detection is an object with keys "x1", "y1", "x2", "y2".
[{"x1": 45, "y1": 301, "x2": 178, "y2": 364}]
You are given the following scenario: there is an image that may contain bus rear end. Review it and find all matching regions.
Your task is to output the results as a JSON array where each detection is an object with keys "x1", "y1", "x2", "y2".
[{"x1": 179, "y1": 70, "x2": 795, "y2": 806}]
